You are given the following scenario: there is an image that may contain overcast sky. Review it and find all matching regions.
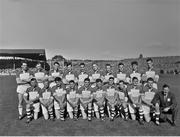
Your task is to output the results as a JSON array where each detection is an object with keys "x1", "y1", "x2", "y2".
[{"x1": 0, "y1": 0, "x2": 180, "y2": 60}]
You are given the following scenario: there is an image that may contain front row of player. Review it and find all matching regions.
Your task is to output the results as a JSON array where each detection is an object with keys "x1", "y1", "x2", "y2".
[{"x1": 23, "y1": 76, "x2": 178, "y2": 126}]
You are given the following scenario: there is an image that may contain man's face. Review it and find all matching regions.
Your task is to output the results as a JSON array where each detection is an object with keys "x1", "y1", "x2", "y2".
[
  {"x1": 21, "y1": 63, "x2": 27, "y2": 71},
  {"x1": 36, "y1": 64, "x2": 42, "y2": 70},
  {"x1": 147, "y1": 61, "x2": 153, "y2": 68},
  {"x1": 147, "y1": 80, "x2": 153, "y2": 88},
  {"x1": 163, "y1": 87, "x2": 170, "y2": 95},
  {"x1": 118, "y1": 65, "x2": 124, "y2": 72},
  {"x1": 30, "y1": 80, "x2": 37, "y2": 87},
  {"x1": 97, "y1": 81, "x2": 102, "y2": 88},
  {"x1": 109, "y1": 78, "x2": 114, "y2": 85},
  {"x1": 55, "y1": 80, "x2": 62, "y2": 87},
  {"x1": 44, "y1": 81, "x2": 49, "y2": 89},
  {"x1": 92, "y1": 64, "x2": 98, "y2": 71},
  {"x1": 53, "y1": 63, "x2": 59, "y2": 70},
  {"x1": 106, "y1": 65, "x2": 111, "y2": 73},
  {"x1": 132, "y1": 64, "x2": 138, "y2": 71},
  {"x1": 84, "y1": 80, "x2": 90, "y2": 87},
  {"x1": 80, "y1": 65, "x2": 85, "y2": 72},
  {"x1": 119, "y1": 82, "x2": 124, "y2": 89},
  {"x1": 132, "y1": 78, "x2": 138, "y2": 86},
  {"x1": 69, "y1": 82, "x2": 75, "y2": 89},
  {"x1": 67, "y1": 65, "x2": 72, "y2": 71}
]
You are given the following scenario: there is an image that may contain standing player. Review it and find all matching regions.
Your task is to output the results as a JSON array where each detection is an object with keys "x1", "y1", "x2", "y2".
[
  {"x1": 16, "y1": 62, "x2": 33, "y2": 120},
  {"x1": 23, "y1": 78, "x2": 41, "y2": 123},
  {"x1": 102, "y1": 64, "x2": 115, "y2": 84},
  {"x1": 52, "y1": 77, "x2": 67, "y2": 121},
  {"x1": 66, "y1": 80, "x2": 79, "y2": 120},
  {"x1": 115, "y1": 63, "x2": 127, "y2": 84},
  {"x1": 93, "y1": 79, "x2": 106, "y2": 121},
  {"x1": 39, "y1": 79, "x2": 54, "y2": 121},
  {"x1": 79, "y1": 78, "x2": 94, "y2": 121},
  {"x1": 104, "y1": 77, "x2": 119, "y2": 121},
  {"x1": 141, "y1": 78, "x2": 157, "y2": 122},
  {"x1": 89, "y1": 63, "x2": 103, "y2": 88},
  {"x1": 49, "y1": 62, "x2": 63, "y2": 88},
  {"x1": 77, "y1": 63, "x2": 89, "y2": 88},
  {"x1": 127, "y1": 77, "x2": 144, "y2": 125},
  {"x1": 151, "y1": 84, "x2": 178, "y2": 126},
  {"x1": 34, "y1": 62, "x2": 48, "y2": 89}
]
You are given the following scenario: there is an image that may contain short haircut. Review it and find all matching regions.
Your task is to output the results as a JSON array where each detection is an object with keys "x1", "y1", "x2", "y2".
[
  {"x1": 96, "y1": 78, "x2": 102, "y2": 83},
  {"x1": 21, "y1": 61, "x2": 27, "y2": 65},
  {"x1": 30, "y1": 78, "x2": 36, "y2": 82},
  {"x1": 54, "y1": 62, "x2": 60, "y2": 65},
  {"x1": 119, "y1": 80, "x2": 124, "y2": 84},
  {"x1": 146, "y1": 58, "x2": 153, "y2": 62},
  {"x1": 84, "y1": 78, "x2": 90, "y2": 82},
  {"x1": 147, "y1": 77, "x2": 154, "y2": 82},
  {"x1": 106, "y1": 64, "x2": 111, "y2": 67},
  {"x1": 36, "y1": 62, "x2": 41, "y2": 66},
  {"x1": 131, "y1": 61, "x2": 138, "y2": 66},
  {"x1": 69, "y1": 80, "x2": 75, "y2": 83},
  {"x1": 55, "y1": 77, "x2": 62, "y2": 82},
  {"x1": 80, "y1": 62, "x2": 85, "y2": 66},
  {"x1": 132, "y1": 77, "x2": 138, "y2": 81},
  {"x1": 66, "y1": 62, "x2": 72, "y2": 67},
  {"x1": 163, "y1": 84, "x2": 170, "y2": 89},
  {"x1": 118, "y1": 63, "x2": 124, "y2": 66},
  {"x1": 109, "y1": 77, "x2": 114, "y2": 80}
]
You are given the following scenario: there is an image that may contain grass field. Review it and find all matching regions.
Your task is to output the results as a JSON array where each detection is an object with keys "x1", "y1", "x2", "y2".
[{"x1": 0, "y1": 75, "x2": 180, "y2": 136}]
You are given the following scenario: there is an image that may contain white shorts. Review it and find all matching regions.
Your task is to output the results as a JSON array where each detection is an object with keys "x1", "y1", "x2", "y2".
[
  {"x1": 67, "y1": 102, "x2": 73, "y2": 112},
  {"x1": 54, "y1": 100, "x2": 60, "y2": 110},
  {"x1": 41, "y1": 104, "x2": 48, "y2": 114},
  {"x1": 50, "y1": 82, "x2": 56, "y2": 88},
  {"x1": 142, "y1": 105, "x2": 150, "y2": 114},
  {"x1": 33, "y1": 102, "x2": 40, "y2": 113},
  {"x1": 38, "y1": 82, "x2": 44, "y2": 89},
  {"x1": 16, "y1": 84, "x2": 30, "y2": 94}
]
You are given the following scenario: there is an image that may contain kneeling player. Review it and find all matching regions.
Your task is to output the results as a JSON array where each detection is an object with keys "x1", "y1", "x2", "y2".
[
  {"x1": 24, "y1": 78, "x2": 41, "y2": 123},
  {"x1": 66, "y1": 80, "x2": 79, "y2": 120},
  {"x1": 52, "y1": 77, "x2": 66, "y2": 121},
  {"x1": 127, "y1": 77, "x2": 144, "y2": 125},
  {"x1": 79, "y1": 78, "x2": 94, "y2": 121},
  {"x1": 93, "y1": 79, "x2": 106, "y2": 121},
  {"x1": 39, "y1": 79, "x2": 54, "y2": 121}
]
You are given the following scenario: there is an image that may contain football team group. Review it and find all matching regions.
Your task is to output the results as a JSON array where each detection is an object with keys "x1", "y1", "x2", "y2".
[{"x1": 16, "y1": 58, "x2": 178, "y2": 126}]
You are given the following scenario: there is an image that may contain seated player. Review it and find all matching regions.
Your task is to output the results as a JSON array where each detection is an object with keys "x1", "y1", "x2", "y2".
[
  {"x1": 52, "y1": 77, "x2": 66, "y2": 121},
  {"x1": 141, "y1": 78, "x2": 157, "y2": 122},
  {"x1": 89, "y1": 63, "x2": 103, "y2": 88},
  {"x1": 34, "y1": 62, "x2": 48, "y2": 89},
  {"x1": 151, "y1": 84, "x2": 178, "y2": 126},
  {"x1": 93, "y1": 79, "x2": 106, "y2": 121},
  {"x1": 128, "y1": 61, "x2": 142, "y2": 84},
  {"x1": 102, "y1": 64, "x2": 115, "y2": 84},
  {"x1": 66, "y1": 80, "x2": 79, "y2": 120},
  {"x1": 127, "y1": 77, "x2": 144, "y2": 125},
  {"x1": 63, "y1": 62, "x2": 78, "y2": 88},
  {"x1": 77, "y1": 63, "x2": 89, "y2": 88},
  {"x1": 16, "y1": 62, "x2": 33, "y2": 120},
  {"x1": 23, "y1": 78, "x2": 41, "y2": 123},
  {"x1": 115, "y1": 63, "x2": 127, "y2": 84},
  {"x1": 49, "y1": 62, "x2": 63, "y2": 88},
  {"x1": 39, "y1": 79, "x2": 54, "y2": 121},
  {"x1": 78, "y1": 78, "x2": 94, "y2": 121},
  {"x1": 104, "y1": 77, "x2": 119, "y2": 121},
  {"x1": 116, "y1": 80, "x2": 129, "y2": 121}
]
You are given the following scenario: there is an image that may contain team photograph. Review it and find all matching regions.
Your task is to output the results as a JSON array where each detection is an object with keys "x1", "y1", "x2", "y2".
[{"x1": 0, "y1": 0, "x2": 180, "y2": 136}]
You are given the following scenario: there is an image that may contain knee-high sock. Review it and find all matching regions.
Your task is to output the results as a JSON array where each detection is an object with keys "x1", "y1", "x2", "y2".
[
  {"x1": 48, "y1": 108, "x2": 54, "y2": 119},
  {"x1": 99, "y1": 106, "x2": 105, "y2": 119},
  {"x1": 18, "y1": 106, "x2": 23, "y2": 116},
  {"x1": 88, "y1": 107, "x2": 92, "y2": 120},
  {"x1": 111, "y1": 107, "x2": 116, "y2": 118},
  {"x1": 26, "y1": 108, "x2": 31, "y2": 120},
  {"x1": 139, "y1": 109, "x2": 144, "y2": 120},
  {"x1": 155, "y1": 112, "x2": 160, "y2": 123},
  {"x1": 74, "y1": 107, "x2": 78, "y2": 119},
  {"x1": 60, "y1": 109, "x2": 65, "y2": 120},
  {"x1": 124, "y1": 107, "x2": 129, "y2": 119}
]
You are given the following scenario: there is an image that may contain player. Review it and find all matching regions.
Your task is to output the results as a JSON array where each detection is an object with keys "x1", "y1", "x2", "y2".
[
  {"x1": 66, "y1": 80, "x2": 79, "y2": 120},
  {"x1": 77, "y1": 63, "x2": 89, "y2": 88},
  {"x1": 78, "y1": 78, "x2": 94, "y2": 121},
  {"x1": 104, "y1": 77, "x2": 119, "y2": 121},
  {"x1": 49, "y1": 62, "x2": 63, "y2": 88},
  {"x1": 151, "y1": 84, "x2": 178, "y2": 126},
  {"x1": 127, "y1": 77, "x2": 144, "y2": 125},
  {"x1": 141, "y1": 78, "x2": 157, "y2": 122},
  {"x1": 93, "y1": 79, "x2": 106, "y2": 121},
  {"x1": 39, "y1": 79, "x2": 54, "y2": 121},
  {"x1": 34, "y1": 62, "x2": 48, "y2": 89},
  {"x1": 16, "y1": 62, "x2": 33, "y2": 120},
  {"x1": 89, "y1": 63, "x2": 103, "y2": 88},
  {"x1": 52, "y1": 77, "x2": 66, "y2": 121},
  {"x1": 23, "y1": 78, "x2": 41, "y2": 123},
  {"x1": 129, "y1": 61, "x2": 142, "y2": 84},
  {"x1": 102, "y1": 64, "x2": 115, "y2": 84},
  {"x1": 116, "y1": 80, "x2": 129, "y2": 121},
  {"x1": 115, "y1": 63, "x2": 127, "y2": 84},
  {"x1": 63, "y1": 62, "x2": 78, "y2": 88}
]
